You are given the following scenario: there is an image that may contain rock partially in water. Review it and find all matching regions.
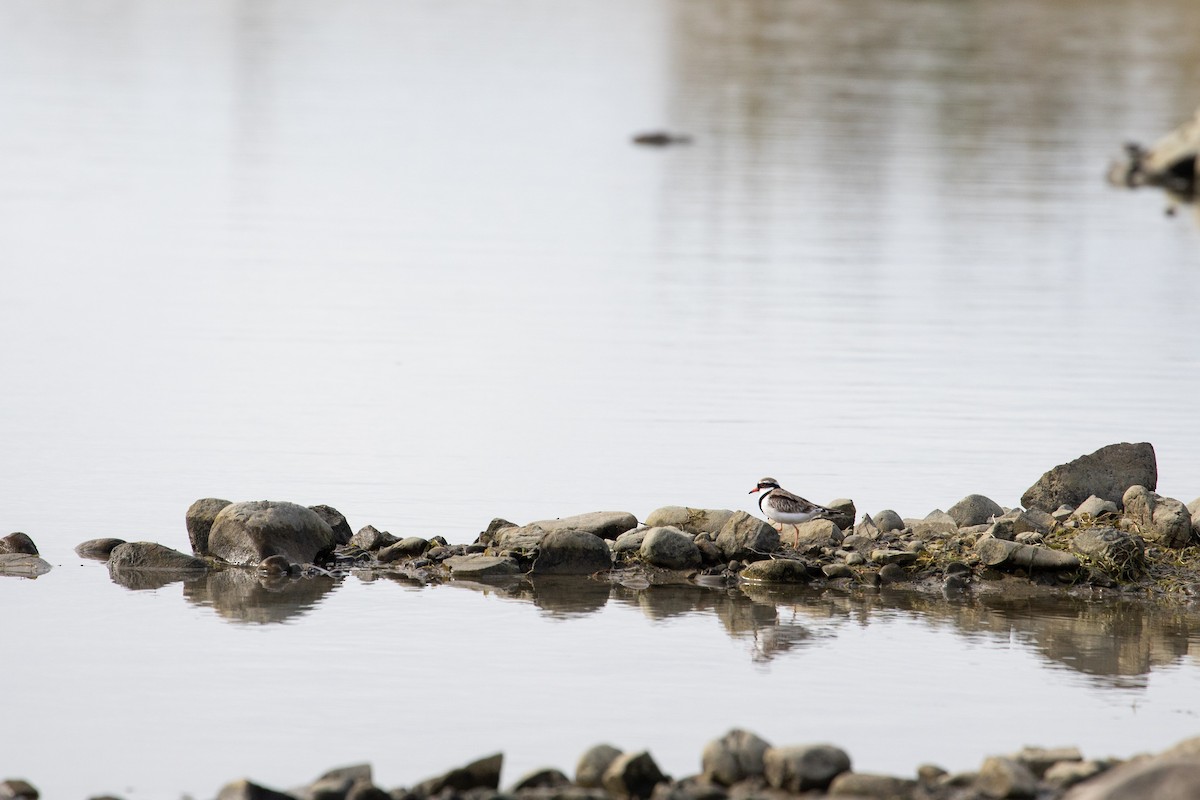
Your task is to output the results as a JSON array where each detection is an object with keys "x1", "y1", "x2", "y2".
[
  {"x1": 1122, "y1": 486, "x2": 1194, "y2": 548},
  {"x1": 639, "y1": 527, "x2": 702, "y2": 570},
  {"x1": 1021, "y1": 442, "x2": 1157, "y2": 512},
  {"x1": 643, "y1": 507, "x2": 733, "y2": 535},
  {"x1": 445, "y1": 554, "x2": 521, "y2": 579},
  {"x1": 701, "y1": 728, "x2": 771, "y2": 786},
  {"x1": 948, "y1": 494, "x2": 1004, "y2": 527},
  {"x1": 715, "y1": 512, "x2": 778, "y2": 562},
  {"x1": 0, "y1": 553, "x2": 53, "y2": 578},
  {"x1": 576, "y1": 744, "x2": 623, "y2": 788},
  {"x1": 215, "y1": 777, "x2": 295, "y2": 800},
  {"x1": 378, "y1": 536, "x2": 429, "y2": 563},
  {"x1": 412, "y1": 753, "x2": 502, "y2": 797},
  {"x1": 739, "y1": 558, "x2": 812, "y2": 584},
  {"x1": 526, "y1": 511, "x2": 639, "y2": 541},
  {"x1": 763, "y1": 744, "x2": 851, "y2": 792},
  {"x1": 185, "y1": 497, "x2": 232, "y2": 556},
  {"x1": 308, "y1": 504, "x2": 354, "y2": 545},
  {"x1": 109, "y1": 542, "x2": 208, "y2": 571},
  {"x1": 0, "y1": 532, "x2": 38, "y2": 556},
  {"x1": 530, "y1": 530, "x2": 612, "y2": 575},
  {"x1": 208, "y1": 501, "x2": 336, "y2": 566},
  {"x1": 74, "y1": 538, "x2": 126, "y2": 560},
  {"x1": 601, "y1": 751, "x2": 667, "y2": 800}
]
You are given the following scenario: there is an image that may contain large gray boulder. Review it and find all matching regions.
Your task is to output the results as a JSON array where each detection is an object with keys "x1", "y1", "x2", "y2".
[
  {"x1": 1122, "y1": 486, "x2": 1193, "y2": 548},
  {"x1": 186, "y1": 498, "x2": 232, "y2": 555},
  {"x1": 644, "y1": 506, "x2": 734, "y2": 535},
  {"x1": 1063, "y1": 756, "x2": 1200, "y2": 800},
  {"x1": 530, "y1": 530, "x2": 613, "y2": 575},
  {"x1": 208, "y1": 501, "x2": 336, "y2": 567},
  {"x1": 444, "y1": 554, "x2": 521, "y2": 579},
  {"x1": 716, "y1": 512, "x2": 779, "y2": 561},
  {"x1": 639, "y1": 527, "x2": 702, "y2": 570},
  {"x1": 702, "y1": 729, "x2": 771, "y2": 786},
  {"x1": 763, "y1": 744, "x2": 851, "y2": 792},
  {"x1": 1021, "y1": 443, "x2": 1157, "y2": 512},
  {"x1": 948, "y1": 494, "x2": 1004, "y2": 527},
  {"x1": 108, "y1": 542, "x2": 208, "y2": 571},
  {"x1": 789, "y1": 519, "x2": 842, "y2": 552}
]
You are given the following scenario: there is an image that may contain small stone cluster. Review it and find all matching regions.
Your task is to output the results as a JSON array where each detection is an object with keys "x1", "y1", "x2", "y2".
[{"x1": 5, "y1": 729, "x2": 1200, "y2": 800}]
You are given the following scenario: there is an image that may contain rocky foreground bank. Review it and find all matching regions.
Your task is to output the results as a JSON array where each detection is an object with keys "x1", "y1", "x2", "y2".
[
  {"x1": 4, "y1": 730, "x2": 1200, "y2": 800},
  {"x1": 3, "y1": 441, "x2": 1199, "y2": 601}
]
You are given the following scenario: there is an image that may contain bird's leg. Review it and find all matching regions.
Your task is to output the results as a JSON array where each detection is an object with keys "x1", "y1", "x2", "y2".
[{"x1": 794, "y1": 524, "x2": 801, "y2": 549}]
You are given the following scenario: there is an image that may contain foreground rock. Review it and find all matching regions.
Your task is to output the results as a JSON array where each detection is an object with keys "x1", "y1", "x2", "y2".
[
  {"x1": 639, "y1": 527, "x2": 702, "y2": 570},
  {"x1": 1121, "y1": 485, "x2": 1194, "y2": 548},
  {"x1": 530, "y1": 530, "x2": 613, "y2": 575},
  {"x1": 1021, "y1": 442, "x2": 1157, "y2": 512},
  {"x1": 186, "y1": 497, "x2": 232, "y2": 555},
  {"x1": 207, "y1": 501, "x2": 336, "y2": 566},
  {"x1": 716, "y1": 512, "x2": 779, "y2": 561}
]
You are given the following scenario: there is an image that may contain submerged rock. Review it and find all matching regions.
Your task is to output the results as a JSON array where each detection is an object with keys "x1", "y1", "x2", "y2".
[
  {"x1": 444, "y1": 554, "x2": 521, "y2": 579},
  {"x1": 108, "y1": 542, "x2": 208, "y2": 571},
  {"x1": 0, "y1": 553, "x2": 53, "y2": 577},
  {"x1": 1021, "y1": 442, "x2": 1157, "y2": 512},
  {"x1": 208, "y1": 501, "x2": 336, "y2": 567}
]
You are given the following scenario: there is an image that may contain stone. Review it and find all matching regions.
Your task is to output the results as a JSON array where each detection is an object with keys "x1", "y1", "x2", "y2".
[
  {"x1": 1011, "y1": 508, "x2": 1055, "y2": 535},
  {"x1": 871, "y1": 549, "x2": 918, "y2": 566},
  {"x1": 1021, "y1": 442, "x2": 1157, "y2": 512},
  {"x1": 1014, "y1": 532, "x2": 1043, "y2": 545},
  {"x1": 602, "y1": 751, "x2": 668, "y2": 800},
  {"x1": 1122, "y1": 486, "x2": 1193, "y2": 548},
  {"x1": 1072, "y1": 528, "x2": 1144, "y2": 578},
  {"x1": 344, "y1": 781, "x2": 389, "y2": 800},
  {"x1": 74, "y1": 538, "x2": 126, "y2": 560},
  {"x1": 643, "y1": 507, "x2": 734, "y2": 535},
  {"x1": 975, "y1": 537, "x2": 1080, "y2": 572},
  {"x1": 495, "y1": 524, "x2": 551, "y2": 552},
  {"x1": 378, "y1": 537, "x2": 430, "y2": 563},
  {"x1": 304, "y1": 763, "x2": 374, "y2": 799},
  {"x1": 853, "y1": 515, "x2": 881, "y2": 539},
  {"x1": 413, "y1": 753, "x2": 503, "y2": 796},
  {"x1": 976, "y1": 757, "x2": 1037, "y2": 798},
  {"x1": 613, "y1": 529, "x2": 649, "y2": 557},
  {"x1": 823, "y1": 563, "x2": 853, "y2": 579},
  {"x1": 874, "y1": 510, "x2": 905, "y2": 532},
  {"x1": 1190, "y1": 498, "x2": 1200, "y2": 536},
  {"x1": 948, "y1": 495, "x2": 1004, "y2": 527},
  {"x1": 825, "y1": 498, "x2": 856, "y2": 530},
  {"x1": 763, "y1": 744, "x2": 851, "y2": 792},
  {"x1": 640, "y1": 527, "x2": 702, "y2": 570},
  {"x1": 878, "y1": 563, "x2": 907, "y2": 583},
  {"x1": 349, "y1": 525, "x2": 399, "y2": 552},
  {"x1": 215, "y1": 778, "x2": 295, "y2": 800},
  {"x1": 530, "y1": 529, "x2": 612, "y2": 575},
  {"x1": 0, "y1": 532, "x2": 38, "y2": 556},
  {"x1": 511, "y1": 768, "x2": 572, "y2": 791},
  {"x1": 1062, "y1": 756, "x2": 1200, "y2": 800},
  {"x1": 1072, "y1": 495, "x2": 1120, "y2": 520},
  {"x1": 1052, "y1": 505, "x2": 1075, "y2": 522},
  {"x1": 701, "y1": 729, "x2": 771, "y2": 786},
  {"x1": 0, "y1": 780, "x2": 38, "y2": 799},
  {"x1": 444, "y1": 554, "x2": 521, "y2": 578},
  {"x1": 0, "y1": 553, "x2": 51, "y2": 578},
  {"x1": 909, "y1": 511, "x2": 958, "y2": 537},
  {"x1": 526, "y1": 511, "x2": 639, "y2": 540},
  {"x1": 576, "y1": 744, "x2": 623, "y2": 788},
  {"x1": 917, "y1": 764, "x2": 948, "y2": 783},
  {"x1": 308, "y1": 504, "x2": 354, "y2": 545},
  {"x1": 1012, "y1": 747, "x2": 1082, "y2": 778},
  {"x1": 108, "y1": 542, "x2": 208, "y2": 571},
  {"x1": 648, "y1": 777, "x2": 726, "y2": 800},
  {"x1": 739, "y1": 558, "x2": 812, "y2": 583},
  {"x1": 208, "y1": 501, "x2": 337, "y2": 566},
  {"x1": 828, "y1": 772, "x2": 917, "y2": 798},
  {"x1": 788, "y1": 519, "x2": 842, "y2": 552},
  {"x1": 1045, "y1": 760, "x2": 1105, "y2": 789},
  {"x1": 185, "y1": 498, "x2": 233, "y2": 556},
  {"x1": 695, "y1": 537, "x2": 723, "y2": 566},
  {"x1": 715, "y1": 512, "x2": 779, "y2": 561}
]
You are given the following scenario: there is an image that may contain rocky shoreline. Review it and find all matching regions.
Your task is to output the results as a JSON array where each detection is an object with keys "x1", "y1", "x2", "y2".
[{"x1": 4, "y1": 729, "x2": 1199, "y2": 800}]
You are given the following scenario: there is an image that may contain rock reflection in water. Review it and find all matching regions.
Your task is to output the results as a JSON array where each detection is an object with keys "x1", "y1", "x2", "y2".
[{"x1": 181, "y1": 570, "x2": 338, "y2": 625}]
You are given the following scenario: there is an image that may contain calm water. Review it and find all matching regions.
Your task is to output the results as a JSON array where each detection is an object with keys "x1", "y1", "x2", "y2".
[{"x1": 2, "y1": 0, "x2": 1200, "y2": 797}]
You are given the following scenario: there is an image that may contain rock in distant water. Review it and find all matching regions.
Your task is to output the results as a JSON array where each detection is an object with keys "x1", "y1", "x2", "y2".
[
  {"x1": 639, "y1": 527, "x2": 702, "y2": 570},
  {"x1": 108, "y1": 542, "x2": 208, "y2": 571},
  {"x1": 576, "y1": 744, "x2": 623, "y2": 788},
  {"x1": 763, "y1": 744, "x2": 851, "y2": 792},
  {"x1": 75, "y1": 538, "x2": 127, "y2": 560},
  {"x1": 308, "y1": 504, "x2": 353, "y2": 545},
  {"x1": 1020, "y1": 443, "x2": 1157, "y2": 512},
  {"x1": 601, "y1": 751, "x2": 667, "y2": 800},
  {"x1": 644, "y1": 507, "x2": 733, "y2": 535},
  {"x1": 413, "y1": 753, "x2": 502, "y2": 796},
  {"x1": 185, "y1": 498, "x2": 232, "y2": 555},
  {"x1": 716, "y1": 512, "x2": 779, "y2": 561},
  {"x1": 208, "y1": 501, "x2": 336, "y2": 566},
  {"x1": 214, "y1": 778, "x2": 295, "y2": 800},
  {"x1": 948, "y1": 494, "x2": 1004, "y2": 527},
  {"x1": 702, "y1": 729, "x2": 771, "y2": 786},
  {"x1": 0, "y1": 553, "x2": 53, "y2": 577},
  {"x1": 0, "y1": 532, "x2": 38, "y2": 556},
  {"x1": 1122, "y1": 486, "x2": 1194, "y2": 548},
  {"x1": 530, "y1": 530, "x2": 612, "y2": 575}
]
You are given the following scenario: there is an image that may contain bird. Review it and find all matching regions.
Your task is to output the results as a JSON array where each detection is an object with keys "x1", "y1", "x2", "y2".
[{"x1": 749, "y1": 477, "x2": 838, "y2": 546}]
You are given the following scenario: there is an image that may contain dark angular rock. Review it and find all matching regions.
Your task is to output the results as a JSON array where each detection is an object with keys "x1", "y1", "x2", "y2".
[
  {"x1": 215, "y1": 778, "x2": 296, "y2": 800},
  {"x1": 701, "y1": 729, "x2": 771, "y2": 786},
  {"x1": 186, "y1": 498, "x2": 233, "y2": 555},
  {"x1": 75, "y1": 538, "x2": 126, "y2": 560},
  {"x1": 640, "y1": 527, "x2": 702, "y2": 570},
  {"x1": 413, "y1": 753, "x2": 503, "y2": 797},
  {"x1": 309, "y1": 504, "x2": 354, "y2": 545},
  {"x1": 716, "y1": 512, "x2": 779, "y2": 562},
  {"x1": 763, "y1": 744, "x2": 851, "y2": 792},
  {"x1": 825, "y1": 498, "x2": 856, "y2": 531},
  {"x1": 1021, "y1": 442, "x2": 1157, "y2": 512},
  {"x1": 576, "y1": 744, "x2": 623, "y2": 788},
  {"x1": 0, "y1": 779, "x2": 38, "y2": 800},
  {"x1": 349, "y1": 525, "x2": 399, "y2": 552},
  {"x1": 530, "y1": 530, "x2": 613, "y2": 575},
  {"x1": 208, "y1": 501, "x2": 336, "y2": 566},
  {"x1": 601, "y1": 751, "x2": 667, "y2": 800},
  {"x1": 0, "y1": 532, "x2": 38, "y2": 556},
  {"x1": 511, "y1": 769, "x2": 571, "y2": 791}
]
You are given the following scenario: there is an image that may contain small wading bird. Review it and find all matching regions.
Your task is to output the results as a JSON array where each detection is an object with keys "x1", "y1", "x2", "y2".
[{"x1": 749, "y1": 477, "x2": 839, "y2": 547}]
